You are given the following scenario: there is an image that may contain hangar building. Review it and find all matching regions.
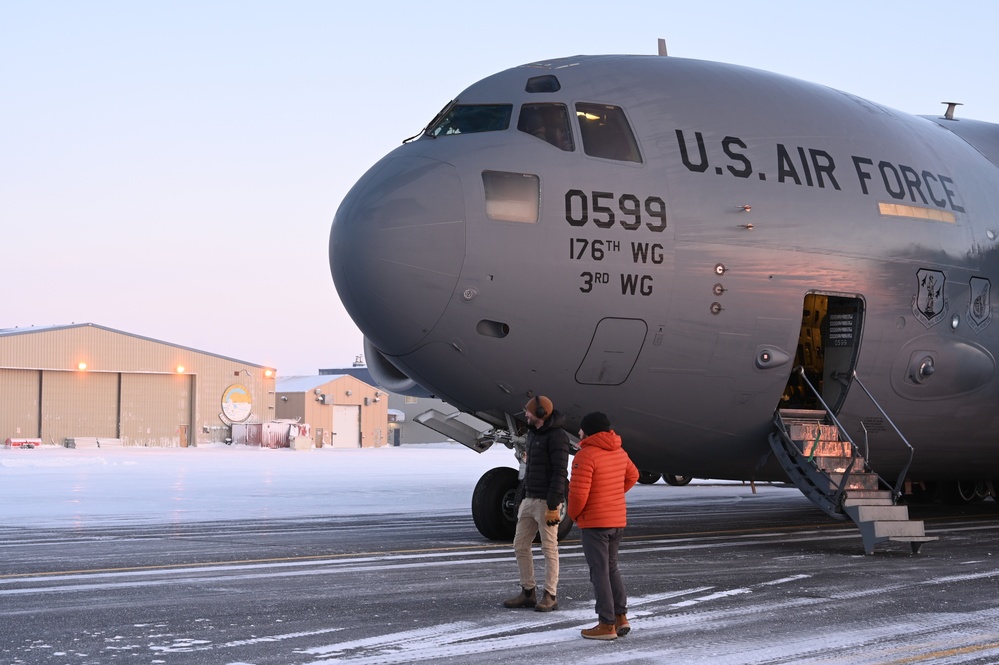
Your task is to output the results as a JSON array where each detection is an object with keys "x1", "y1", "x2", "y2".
[
  {"x1": 275, "y1": 375, "x2": 388, "y2": 448},
  {"x1": 0, "y1": 323, "x2": 276, "y2": 447},
  {"x1": 319, "y1": 365, "x2": 491, "y2": 445}
]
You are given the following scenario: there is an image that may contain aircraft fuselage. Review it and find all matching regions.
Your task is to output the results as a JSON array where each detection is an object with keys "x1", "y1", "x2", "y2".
[{"x1": 331, "y1": 55, "x2": 999, "y2": 484}]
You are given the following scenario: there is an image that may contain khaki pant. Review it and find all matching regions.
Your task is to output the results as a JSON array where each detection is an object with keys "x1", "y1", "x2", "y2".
[{"x1": 513, "y1": 498, "x2": 560, "y2": 596}]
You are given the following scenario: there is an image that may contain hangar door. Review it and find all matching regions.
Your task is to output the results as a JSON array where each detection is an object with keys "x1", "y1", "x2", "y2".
[
  {"x1": 120, "y1": 373, "x2": 193, "y2": 447},
  {"x1": 41, "y1": 371, "x2": 119, "y2": 445},
  {"x1": 0, "y1": 369, "x2": 41, "y2": 440},
  {"x1": 331, "y1": 405, "x2": 361, "y2": 448}
]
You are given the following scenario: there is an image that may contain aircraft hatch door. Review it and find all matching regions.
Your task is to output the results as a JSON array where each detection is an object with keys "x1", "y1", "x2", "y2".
[
  {"x1": 782, "y1": 294, "x2": 865, "y2": 414},
  {"x1": 576, "y1": 318, "x2": 648, "y2": 386}
]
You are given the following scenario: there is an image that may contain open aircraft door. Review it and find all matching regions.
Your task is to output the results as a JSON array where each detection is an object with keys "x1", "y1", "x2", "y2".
[
  {"x1": 771, "y1": 294, "x2": 938, "y2": 552},
  {"x1": 783, "y1": 293, "x2": 865, "y2": 414}
]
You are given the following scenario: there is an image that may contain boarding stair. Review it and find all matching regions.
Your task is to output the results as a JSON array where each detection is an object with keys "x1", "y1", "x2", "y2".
[{"x1": 768, "y1": 371, "x2": 937, "y2": 555}]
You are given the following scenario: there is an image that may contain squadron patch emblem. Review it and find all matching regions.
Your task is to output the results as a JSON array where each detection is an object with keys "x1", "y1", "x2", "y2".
[
  {"x1": 968, "y1": 276, "x2": 992, "y2": 333},
  {"x1": 912, "y1": 269, "x2": 948, "y2": 329}
]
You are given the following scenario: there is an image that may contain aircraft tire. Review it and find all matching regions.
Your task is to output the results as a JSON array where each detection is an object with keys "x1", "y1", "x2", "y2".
[
  {"x1": 941, "y1": 480, "x2": 989, "y2": 504},
  {"x1": 664, "y1": 474, "x2": 693, "y2": 486},
  {"x1": 637, "y1": 470, "x2": 662, "y2": 485},
  {"x1": 557, "y1": 513, "x2": 574, "y2": 541},
  {"x1": 471, "y1": 467, "x2": 520, "y2": 541},
  {"x1": 471, "y1": 467, "x2": 576, "y2": 542}
]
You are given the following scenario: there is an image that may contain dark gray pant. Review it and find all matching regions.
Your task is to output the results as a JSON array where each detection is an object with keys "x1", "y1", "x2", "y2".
[{"x1": 581, "y1": 527, "x2": 627, "y2": 624}]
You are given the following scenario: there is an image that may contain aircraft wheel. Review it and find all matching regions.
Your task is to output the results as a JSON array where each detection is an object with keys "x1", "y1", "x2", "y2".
[
  {"x1": 960, "y1": 480, "x2": 989, "y2": 503},
  {"x1": 940, "y1": 480, "x2": 989, "y2": 504},
  {"x1": 471, "y1": 467, "x2": 520, "y2": 541},
  {"x1": 638, "y1": 470, "x2": 662, "y2": 485},
  {"x1": 556, "y1": 512, "x2": 574, "y2": 541},
  {"x1": 664, "y1": 474, "x2": 693, "y2": 486}
]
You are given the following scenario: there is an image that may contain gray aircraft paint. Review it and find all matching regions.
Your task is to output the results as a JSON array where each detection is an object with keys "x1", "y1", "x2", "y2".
[{"x1": 330, "y1": 54, "x2": 999, "y2": 483}]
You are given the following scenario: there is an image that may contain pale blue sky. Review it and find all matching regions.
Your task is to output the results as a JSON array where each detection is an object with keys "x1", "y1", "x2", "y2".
[{"x1": 3, "y1": 1, "x2": 996, "y2": 374}]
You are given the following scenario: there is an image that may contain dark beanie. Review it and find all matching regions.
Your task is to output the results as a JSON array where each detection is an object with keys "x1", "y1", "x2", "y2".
[{"x1": 579, "y1": 411, "x2": 611, "y2": 436}]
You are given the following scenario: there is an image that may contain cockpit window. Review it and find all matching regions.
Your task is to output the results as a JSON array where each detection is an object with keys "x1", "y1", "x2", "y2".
[
  {"x1": 482, "y1": 171, "x2": 540, "y2": 223},
  {"x1": 426, "y1": 104, "x2": 513, "y2": 137},
  {"x1": 525, "y1": 75, "x2": 560, "y2": 93},
  {"x1": 517, "y1": 103, "x2": 574, "y2": 151},
  {"x1": 575, "y1": 103, "x2": 642, "y2": 163}
]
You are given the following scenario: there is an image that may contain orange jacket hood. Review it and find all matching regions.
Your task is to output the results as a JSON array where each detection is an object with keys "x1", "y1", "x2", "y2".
[
  {"x1": 580, "y1": 430, "x2": 623, "y2": 452},
  {"x1": 568, "y1": 430, "x2": 639, "y2": 529}
]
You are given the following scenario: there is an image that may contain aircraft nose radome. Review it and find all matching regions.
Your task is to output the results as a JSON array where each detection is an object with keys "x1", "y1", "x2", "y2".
[{"x1": 330, "y1": 155, "x2": 466, "y2": 356}]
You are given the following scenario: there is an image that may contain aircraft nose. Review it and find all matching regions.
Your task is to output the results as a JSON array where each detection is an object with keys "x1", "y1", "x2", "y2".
[{"x1": 330, "y1": 154, "x2": 466, "y2": 355}]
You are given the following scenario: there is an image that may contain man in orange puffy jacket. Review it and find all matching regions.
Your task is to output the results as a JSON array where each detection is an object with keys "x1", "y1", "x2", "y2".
[{"x1": 568, "y1": 411, "x2": 639, "y2": 640}]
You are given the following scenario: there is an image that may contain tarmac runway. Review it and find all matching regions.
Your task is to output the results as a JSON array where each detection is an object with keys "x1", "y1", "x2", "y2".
[{"x1": 4, "y1": 482, "x2": 999, "y2": 664}]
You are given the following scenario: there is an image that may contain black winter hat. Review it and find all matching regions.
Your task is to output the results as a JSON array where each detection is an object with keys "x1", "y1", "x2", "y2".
[{"x1": 579, "y1": 411, "x2": 611, "y2": 437}]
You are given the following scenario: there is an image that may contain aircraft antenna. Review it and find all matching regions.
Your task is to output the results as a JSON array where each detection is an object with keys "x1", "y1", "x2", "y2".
[
  {"x1": 657, "y1": 38, "x2": 668, "y2": 56},
  {"x1": 942, "y1": 102, "x2": 962, "y2": 120}
]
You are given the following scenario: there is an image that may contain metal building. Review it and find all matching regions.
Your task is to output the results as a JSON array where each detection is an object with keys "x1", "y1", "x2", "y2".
[
  {"x1": 275, "y1": 375, "x2": 388, "y2": 448},
  {"x1": 318, "y1": 365, "x2": 491, "y2": 445},
  {"x1": 0, "y1": 323, "x2": 276, "y2": 447}
]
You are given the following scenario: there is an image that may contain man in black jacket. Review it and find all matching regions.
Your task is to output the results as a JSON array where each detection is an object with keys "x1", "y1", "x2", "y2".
[{"x1": 502, "y1": 395, "x2": 570, "y2": 612}]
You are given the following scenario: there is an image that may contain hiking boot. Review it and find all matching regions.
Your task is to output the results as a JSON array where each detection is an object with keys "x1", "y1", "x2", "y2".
[
  {"x1": 581, "y1": 622, "x2": 618, "y2": 640},
  {"x1": 615, "y1": 614, "x2": 631, "y2": 636},
  {"x1": 502, "y1": 586, "x2": 536, "y2": 608},
  {"x1": 534, "y1": 590, "x2": 558, "y2": 612}
]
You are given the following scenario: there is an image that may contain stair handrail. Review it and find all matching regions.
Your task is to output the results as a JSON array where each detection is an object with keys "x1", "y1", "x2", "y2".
[
  {"x1": 788, "y1": 370, "x2": 871, "y2": 506},
  {"x1": 839, "y1": 369, "x2": 914, "y2": 499},
  {"x1": 771, "y1": 409, "x2": 857, "y2": 518},
  {"x1": 796, "y1": 365, "x2": 915, "y2": 500}
]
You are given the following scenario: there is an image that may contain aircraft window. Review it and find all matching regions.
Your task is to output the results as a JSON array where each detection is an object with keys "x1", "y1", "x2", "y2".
[
  {"x1": 517, "y1": 104, "x2": 574, "y2": 151},
  {"x1": 575, "y1": 103, "x2": 642, "y2": 163},
  {"x1": 525, "y1": 75, "x2": 560, "y2": 93},
  {"x1": 482, "y1": 171, "x2": 540, "y2": 223},
  {"x1": 426, "y1": 104, "x2": 513, "y2": 137}
]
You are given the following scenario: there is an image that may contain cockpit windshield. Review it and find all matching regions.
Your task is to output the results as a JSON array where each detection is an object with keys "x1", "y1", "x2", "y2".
[
  {"x1": 426, "y1": 104, "x2": 513, "y2": 137},
  {"x1": 575, "y1": 102, "x2": 642, "y2": 163},
  {"x1": 517, "y1": 103, "x2": 574, "y2": 151}
]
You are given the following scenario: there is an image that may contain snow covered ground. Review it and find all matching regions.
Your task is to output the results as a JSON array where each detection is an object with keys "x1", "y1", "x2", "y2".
[
  {"x1": 1, "y1": 442, "x2": 753, "y2": 533},
  {"x1": 0, "y1": 443, "x2": 530, "y2": 528},
  {"x1": 7, "y1": 443, "x2": 999, "y2": 665},
  {"x1": 0, "y1": 442, "x2": 754, "y2": 532}
]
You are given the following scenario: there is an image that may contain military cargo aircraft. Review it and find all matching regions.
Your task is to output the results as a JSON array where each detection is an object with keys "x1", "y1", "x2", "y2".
[{"x1": 329, "y1": 49, "x2": 999, "y2": 553}]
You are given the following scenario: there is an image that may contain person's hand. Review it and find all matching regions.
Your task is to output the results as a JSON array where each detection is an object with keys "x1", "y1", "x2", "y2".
[{"x1": 545, "y1": 508, "x2": 561, "y2": 526}]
